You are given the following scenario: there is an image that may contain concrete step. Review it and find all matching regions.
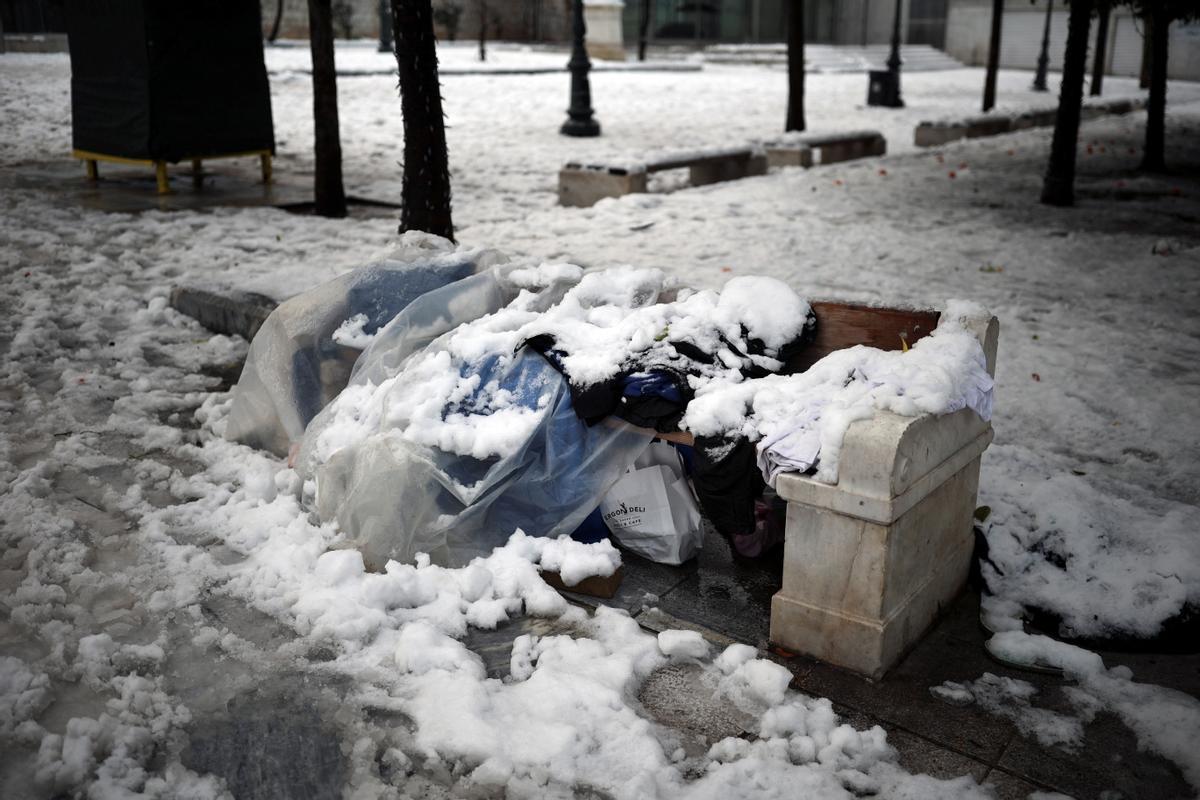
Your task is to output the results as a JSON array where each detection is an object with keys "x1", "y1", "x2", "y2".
[{"x1": 704, "y1": 43, "x2": 963, "y2": 73}]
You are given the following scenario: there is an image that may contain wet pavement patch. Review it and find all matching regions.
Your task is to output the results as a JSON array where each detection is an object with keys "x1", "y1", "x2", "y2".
[{"x1": 182, "y1": 685, "x2": 347, "y2": 800}]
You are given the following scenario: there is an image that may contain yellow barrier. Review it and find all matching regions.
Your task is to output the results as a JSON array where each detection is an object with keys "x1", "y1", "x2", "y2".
[{"x1": 73, "y1": 149, "x2": 273, "y2": 195}]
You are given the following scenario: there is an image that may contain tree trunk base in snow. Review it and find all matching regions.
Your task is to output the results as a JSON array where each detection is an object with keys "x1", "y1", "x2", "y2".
[{"x1": 1040, "y1": 177, "x2": 1074, "y2": 207}]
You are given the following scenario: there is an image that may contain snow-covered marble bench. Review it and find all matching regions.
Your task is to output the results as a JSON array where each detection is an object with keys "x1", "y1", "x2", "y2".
[
  {"x1": 769, "y1": 302, "x2": 998, "y2": 679},
  {"x1": 761, "y1": 129, "x2": 887, "y2": 168},
  {"x1": 558, "y1": 145, "x2": 769, "y2": 208}
]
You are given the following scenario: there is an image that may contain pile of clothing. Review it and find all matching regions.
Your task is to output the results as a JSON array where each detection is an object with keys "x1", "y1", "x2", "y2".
[{"x1": 523, "y1": 305, "x2": 815, "y2": 558}]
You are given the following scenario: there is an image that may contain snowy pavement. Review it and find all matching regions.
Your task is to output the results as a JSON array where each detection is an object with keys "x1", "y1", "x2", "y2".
[{"x1": 2, "y1": 45, "x2": 1200, "y2": 799}]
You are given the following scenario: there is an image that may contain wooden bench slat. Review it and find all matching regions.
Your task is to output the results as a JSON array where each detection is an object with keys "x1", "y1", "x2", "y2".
[
  {"x1": 786, "y1": 301, "x2": 941, "y2": 373},
  {"x1": 790, "y1": 130, "x2": 883, "y2": 147}
]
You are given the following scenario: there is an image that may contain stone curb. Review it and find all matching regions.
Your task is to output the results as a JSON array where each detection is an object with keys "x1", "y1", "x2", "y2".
[{"x1": 169, "y1": 286, "x2": 278, "y2": 341}]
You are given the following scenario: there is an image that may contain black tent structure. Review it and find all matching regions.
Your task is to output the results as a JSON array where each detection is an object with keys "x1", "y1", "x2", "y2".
[{"x1": 65, "y1": 0, "x2": 275, "y2": 194}]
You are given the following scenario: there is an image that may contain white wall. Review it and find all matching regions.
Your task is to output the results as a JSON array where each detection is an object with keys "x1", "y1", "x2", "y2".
[{"x1": 944, "y1": 0, "x2": 1200, "y2": 82}]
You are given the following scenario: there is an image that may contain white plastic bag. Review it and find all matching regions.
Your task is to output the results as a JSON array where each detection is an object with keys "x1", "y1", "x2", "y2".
[{"x1": 601, "y1": 442, "x2": 703, "y2": 565}]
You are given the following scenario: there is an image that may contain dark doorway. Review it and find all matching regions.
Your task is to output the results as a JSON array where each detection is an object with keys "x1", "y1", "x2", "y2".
[{"x1": 907, "y1": 0, "x2": 947, "y2": 48}]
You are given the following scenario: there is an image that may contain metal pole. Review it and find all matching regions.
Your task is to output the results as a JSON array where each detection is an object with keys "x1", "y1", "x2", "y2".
[
  {"x1": 887, "y1": 0, "x2": 902, "y2": 76},
  {"x1": 560, "y1": 0, "x2": 601, "y2": 136},
  {"x1": 1032, "y1": 0, "x2": 1053, "y2": 91},
  {"x1": 888, "y1": 0, "x2": 905, "y2": 105},
  {"x1": 982, "y1": 0, "x2": 1002, "y2": 111}
]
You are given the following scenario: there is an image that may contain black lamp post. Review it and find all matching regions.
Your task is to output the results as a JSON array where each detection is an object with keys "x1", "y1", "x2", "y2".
[
  {"x1": 378, "y1": 0, "x2": 393, "y2": 53},
  {"x1": 886, "y1": 0, "x2": 904, "y2": 104},
  {"x1": 561, "y1": 0, "x2": 601, "y2": 137},
  {"x1": 1032, "y1": 0, "x2": 1053, "y2": 91},
  {"x1": 868, "y1": 0, "x2": 904, "y2": 107}
]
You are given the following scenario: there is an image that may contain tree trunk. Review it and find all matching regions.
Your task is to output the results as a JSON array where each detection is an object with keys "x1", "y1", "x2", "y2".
[
  {"x1": 308, "y1": 0, "x2": 348, "y2": 218},
  {"x1": 982, "y1": 0, "x2": 1003, "y2": 112},
  {"x1": 638, "y1": 0, "x2": 651, "y2": 61},
  {"x1": 1090, "y1": 4, "x2": 1110, "y2": 96},
  {"x1": 479, "y1": 0, "x2": 487, "y2": 61},
  {"x1": 1139, "y1": 12, "x2": 1152, "y2": 89},
  {"x1": 786, "y1": 0, "x2": 806, "y2": 131},
  {"x1": 269, "y1": 0, "x2": 286, "y2": 43},
  {"x1": 391, "y1": 0, "x2": 455, "y2": 240},
  {"x1": 1040, "y1": 0, "x2": 1093, "y2": 207},
  {"x1": 1141, "y1": 5, "x2": 1169, "y2": 172}
]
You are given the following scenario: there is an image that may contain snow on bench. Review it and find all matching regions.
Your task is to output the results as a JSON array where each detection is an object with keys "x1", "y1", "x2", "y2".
[{"x1": 558, "y1": 145, "x2": 768, "y2": 208}]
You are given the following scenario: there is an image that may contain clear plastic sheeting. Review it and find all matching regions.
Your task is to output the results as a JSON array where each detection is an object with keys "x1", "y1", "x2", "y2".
[
  {"x1": 348, "y1": 268, "x2": 516, "y2": 389},
  {"x1": 303, "y1": 350, "x2": 651, "y2": 568},
  {"x1": 296, "y1": 265, "x2": 655, "y2": 567},
  {"x1": 224, "y1": 240, "x2": 499, "y2": 456}
]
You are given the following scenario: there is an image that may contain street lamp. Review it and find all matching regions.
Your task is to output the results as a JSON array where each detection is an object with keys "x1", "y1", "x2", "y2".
[
  {"x1": 868, "y1": 0, "x2": 904, "y2": 107},
  {"x1": 1032, "y1": 0, "x2": 1053, "y2": 91},
  {"x1": 561, "y1": 0, "x2": 601, "y2": 137}
]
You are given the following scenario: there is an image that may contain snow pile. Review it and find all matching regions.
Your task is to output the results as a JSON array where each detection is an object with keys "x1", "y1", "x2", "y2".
[
  {"x1": 133, "y1": 406, "x2": 995, "y2": 797},
  {"x1": 657, "y1": 630, "x2": 710, "y2": 662},
  {"x1": 979, "y1": 468, "x2": 1200, "y2": 640},
  {"x1": 32, "y1": 674, "x2": 223, "y2": 799},
  {"x1": 931, "y1": 674, "x2": 1091, "y2": 750},
  {"x1": 515, "y1": 269, "x2": 809, "y2": 385},
  {"x1": 685, "y1": 300, "x2": 993, "y2": 482},
  {"x1": 936, "y1": 631, "x2": 1200, "y2": 791},
  {"x1": 331, "y1": 312, "x2": 376, "y2": 349},
  {"x1": 526, "y1": 533, "x2": 622, "y2": 587},
  {"x1": 0, "y1": 657, "x2": 51, "y2": 736},
  {"x1": 691, "y1": 645, "x2": 992, "y2": 800}
]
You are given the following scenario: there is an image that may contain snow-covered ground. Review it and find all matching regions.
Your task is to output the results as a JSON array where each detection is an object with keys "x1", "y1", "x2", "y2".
[{"x1": 2, "y1": 44, "x2": 1200, "y2": 798}]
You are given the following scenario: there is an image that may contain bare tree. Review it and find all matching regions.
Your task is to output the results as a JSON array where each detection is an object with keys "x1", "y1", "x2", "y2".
[
  {"x1": 1130, "y1": 1, "x2": 1200, "y2": 172},
  {"x1": 1091, "y1": 2, "x2": 1112, "y2": 96},
  {"x1": 391, "y1": 0, "x2": 455, "y2": 239},
  {"x1": 786, "y1": 0, "x2": 806, "y2": 131},
  {"x1": 1040, "y1": 0, "x2": 1093, "y2": 206},
  {"x1": 1140, "y1": 1, "x2": 1170, "y2": 171},
  {"x1": 308, "y1": 0, "x2": 348, "y2": 217},
  {"x1": 982, "y1": 0, "x2": 1003, "y2": 111},
  {"x1": 269, "y1": 0, "x2": 286, "y2": 43},
  {"x1": 1139, "y1": 9, "x2": 1153, "y2": 88},
  {"x1": 479, "y1": 0, "x2": 487, "y2": 61}
]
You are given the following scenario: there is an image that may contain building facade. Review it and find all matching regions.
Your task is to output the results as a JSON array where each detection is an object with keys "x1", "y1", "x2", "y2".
[
  {"x1": 7, "y1": 0, "x2": 1196, "y2": 81},
  {"x1": 257, "y1": 0, "x2": 572, "y2": 43},
  {"x1": 944, "y1": 0, "x2": 1199, "y2": 81}
]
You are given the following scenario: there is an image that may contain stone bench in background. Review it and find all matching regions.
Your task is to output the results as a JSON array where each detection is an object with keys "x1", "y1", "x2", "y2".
[
  {"x1": 558, "y1": 145, "x2": 768, "y2": 208},
  {"x1": 763, "y1": 129, "x2": 887, "y2": 168},
  {"x1": 560, "y1": 130, "x2": 890, "y2": 207},
  {"x1": 915, "y1": 97, "x2": 1147, "y2": 147}
]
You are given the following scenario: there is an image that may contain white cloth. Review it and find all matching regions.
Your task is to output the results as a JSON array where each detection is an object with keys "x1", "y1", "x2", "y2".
[
  {"x1": 755, "y1": 426, "x2": 822, "y2": 486},
  {"x1": 753, "y1": 368, "x2": 993, "y2": 487}
]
